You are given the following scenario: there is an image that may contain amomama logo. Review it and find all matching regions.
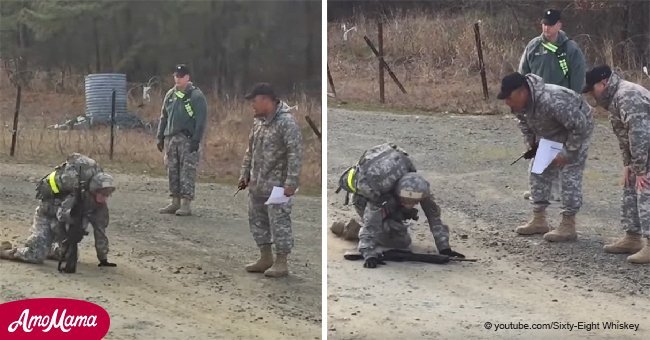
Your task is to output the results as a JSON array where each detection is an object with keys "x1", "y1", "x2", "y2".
[{"x1": 0, "y1": 298, "x2": 110, "y2": 339}]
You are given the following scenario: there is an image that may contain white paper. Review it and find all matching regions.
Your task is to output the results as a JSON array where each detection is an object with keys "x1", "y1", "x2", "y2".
[
  {"x1": 264, "y1": 186, "x2": 294, "y2": 205},
  {"x1": 531, "y1": 138, "x2": 564, "y2": 174}
]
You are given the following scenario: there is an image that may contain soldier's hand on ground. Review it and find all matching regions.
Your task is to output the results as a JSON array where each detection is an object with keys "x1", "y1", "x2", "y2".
[
  {"x1": 189, "y1": 140, "x2": 200, "y2": 153},
  {"x1": 622, "y1": 166, "x2": 632, "y2": 186},
  {"x1": 552, "y1": 153, "x2": 568, "y2": 167},
  {"x1": 363, "y1": 257, "x2": 385, "y2": 268},
  {"x1": 440, "y1": 248, "x2": 466, "y2": 258},
  {"x1": 635, "y1": 174, "x2": 650, "y2": 191},
  {"x1": 157, "y1": 140, "x2": 164, "y2": 152},
  {"x1": 98, "y1": 259, "x2": 117, "y2": 267},
  {"x1": 284, "y1": 186, "x2": 296, "y2": 197}
]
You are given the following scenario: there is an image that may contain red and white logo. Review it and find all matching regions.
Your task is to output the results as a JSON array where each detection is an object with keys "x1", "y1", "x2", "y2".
[{"x1": 0, "y1": 298, "x2": 110, "y2": 339}]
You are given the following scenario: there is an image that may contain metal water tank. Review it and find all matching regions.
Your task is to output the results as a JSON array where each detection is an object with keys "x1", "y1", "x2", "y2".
[{"x1": 85, "y1": 74, "x2": 127, "y2": 125}]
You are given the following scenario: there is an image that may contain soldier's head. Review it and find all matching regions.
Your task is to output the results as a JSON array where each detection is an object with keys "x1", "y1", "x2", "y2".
[
  {"x1": 173, "y1": 64, "x2": 191, "y2": 89},
  {"x1": 582, "y1": 65, "x2": 612, "y2": 103},
  {"x1": 541, "y1": 9, "x2": 562, "y2": 41},
  {"x1": 245, "y1": 82, "x2": 279, "y2": 118},
  {"x1": 395, "y1": 173, "x2": 430, "y2": 209},
  {"x1": 89, "y1": 172, "x2": 115, "y2": 204},
  {"x1": 498, "y1": 72, "x2": 530, "y2": 112}
]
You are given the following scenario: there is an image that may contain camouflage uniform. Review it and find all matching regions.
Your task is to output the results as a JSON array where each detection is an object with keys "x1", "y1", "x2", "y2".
[
  {"x1": 7, "y1": 154, "x2": 113, "y2": 264},
  {"x1": 355, "y1": 173, "x2": 450, "y2": 260},
  {"x1": 157, "y1": 82, "x2": 208, "y2": 200},
  {"x1": 597, "y1": 71, "x2": 650, "y2": 237},
  {"x1": 240, "y1": 102, "x2": 303, "y2": 254},
  {"x1": 519, "y1": 30, "x2": 587, "y2": 200},
  {"x1": 515, "y1": 74, "x2": 593, "y2": 216}
]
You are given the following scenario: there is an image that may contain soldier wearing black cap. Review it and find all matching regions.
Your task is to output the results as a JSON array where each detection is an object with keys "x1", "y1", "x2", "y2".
[
  {"x1": 583, "y1": 65, "x2": 650, "y2": 264},
  {"x1": 518, "y1": 9, "x2": 587, "y2": 202},
  {"x1": 156, "y1": 64, "x2": 208, "y2": 216},
  {"x1": 498, "y1": 72, "x2": 593, "y2": 243},
  {"x1": 239, "y1": 82, "x2": 304, "y2": 278}
]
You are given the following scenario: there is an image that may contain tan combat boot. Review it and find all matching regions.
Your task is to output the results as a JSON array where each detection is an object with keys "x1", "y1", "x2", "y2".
[
  {"x1": 604, "y1": 232, "x2": 643, "y2": 254},
  {"x1": 159, "y1": 197, "x2": 181, "y2": 214},
  {"x1": 627, "y1": 238, "x2": 650, "y2": 264},
  {"x1": 264, "y1": 254, "x2": 289, "y2": 278},
  {"x1": 543, "y1": 214, "x2": 577, "y2": 242},
  {"x1": 245, "y1": 244, "x2": 274, "y2": 273},
  {"x1": 175, "y1": 198, "x2": 192, "y2": 216},
  {"x1": 515, "y1": 211, "x2": 550, "y2": 235},
  {"x1": 0, "y1": 248, "x2": 16, "y2": 260}
]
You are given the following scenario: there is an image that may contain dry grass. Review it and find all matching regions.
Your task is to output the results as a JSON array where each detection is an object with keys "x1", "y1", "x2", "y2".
[
  {"x1": 0, "y1": 73, "x2": 322, "y2": 195},
  {"x1": 328, "y1": 11, "x2": 650, "y2": 114}
]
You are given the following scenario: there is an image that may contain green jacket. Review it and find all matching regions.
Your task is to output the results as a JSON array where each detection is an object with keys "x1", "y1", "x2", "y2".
[
  {"x1": 518, "y1": 31, "x2": 586, "y2": 94},
  {"x1": 156, "y1": 82, "x2": 208, "y2": 144}
]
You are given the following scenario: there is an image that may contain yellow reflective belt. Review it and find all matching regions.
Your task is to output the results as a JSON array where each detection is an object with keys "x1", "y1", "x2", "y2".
[
  {"x1": 174, "y1": 91, "x2": 193, "y2": 117},
  {"x1": 347, "y1": 168, "x2": 356, "y2": 193},
  {"x1": 47, "y1": 171, "x2": 60, "y2": 194},
  {"x1": 541, "y1": 42, "x2": 557, "y2": 53}
]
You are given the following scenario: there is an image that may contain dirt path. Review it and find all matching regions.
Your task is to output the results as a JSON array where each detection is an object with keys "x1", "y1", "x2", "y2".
[
  {"x1": 0, "y1": 161, "x2": 321, "y2": 340},
  {"x1": 326, "y1": 108, "x2": 650, "y2": 340}
]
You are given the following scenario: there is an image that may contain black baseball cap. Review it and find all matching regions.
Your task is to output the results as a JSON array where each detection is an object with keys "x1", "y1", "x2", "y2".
[
  {"x1": 542, "y1": 9, "x2": 561, "y2": 25},
  {"x1": 245, "y1": 82, "x2": 277, "y2": 100},
  {"x1": 497, "y1": 73, "x2": 528, "y2": 100},
  {"x1": 174, "y1": 64, "x2": 190, "y2": 77},
  {"x1": 582, "y1": 65, "x2": 612, "y2": 93}
]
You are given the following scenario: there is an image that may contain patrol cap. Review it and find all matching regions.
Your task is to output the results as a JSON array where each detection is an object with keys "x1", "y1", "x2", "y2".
[
  {"x1": 244, "y1": 82, "x2": 277, "y2": 100},
  {"x1": 497, "y1": 72, "x2": 528, "y2": 100},
  {"x1": 174, "y1": 64, "x2": 190, "y2": 77},
  {"x1": 582, "y1": 65, "x2": 612, "y2": 93},
  {"x1": 542, "y1": 9, "x2": 561, "y2": 25}
]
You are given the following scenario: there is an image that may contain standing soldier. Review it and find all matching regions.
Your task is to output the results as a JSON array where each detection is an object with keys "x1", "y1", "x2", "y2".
[
  {"x1": 519, "y1": 9, "x2": 587, "y2": 201},
  {"x1": 239, "y1": 83, "x2": 303, "y2": 278},
  {"x1": 157, "y1": 64, "x2": 208, "y2": 216},
  {"x1": 498, "y1": 72, "x2": 593, "y2": 242},
  {"x1": 583, "y1": 65, "x2": 650, "y2": 264}
]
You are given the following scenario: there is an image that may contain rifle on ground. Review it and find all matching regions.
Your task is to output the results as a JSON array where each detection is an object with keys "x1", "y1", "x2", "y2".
[
  {"x1": 344, "y1": 249, "x2": 477, "y2": 264},
  {"x1": 58, "y1": 187, "x2": 85, "y2": 273},
  {"x1": 511, "y1": 143, "x2": 538, "y2": 165}
]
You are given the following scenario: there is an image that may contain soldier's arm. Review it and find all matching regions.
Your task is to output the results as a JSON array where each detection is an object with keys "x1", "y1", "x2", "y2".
[
  {"x1": 156, "y1": 90, "x2": 171, "y2": 143},
  {"x1": 282, "y1": 117, "x2": 304, "y2": 189},
  {"x1": 239, "y1": 126, "x2": 254, "y2": 182},
  {"x1": 609, "y1": 114, "x2": 632, "y2": 166},
  {"x1": 568, "y1": 42, "x2": 586, "y2": 94},
  {"x1": 419, "y1": 195, "x2": 450, "y2": 251},
  {"x1": 191, "y1": 91, "x2": 208, "y2": 144},
  {"x1": 621, "y1": 103, "x2": 650, "y2": 175},
  {"x1": 553, "y1": 98, "x2": 591, "y2": 160},
  {"x1": 358, "y1": 202, "x2": 383, "y2": 260},
  {"x1": 515, "y1": 112, "x2": 536, "y2": 147},
  {"x1": 518, "y1": 45, "x2": 531, "y2": 74}
]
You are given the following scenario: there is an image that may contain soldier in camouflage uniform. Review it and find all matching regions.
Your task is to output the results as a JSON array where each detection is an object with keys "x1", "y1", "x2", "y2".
[
  {"x1": 498, "y1": 72, "x2": 593, "y2": 242},
  {"x1": 354, "y1": 172, "x2": 465, "y2": 268},
  {"x1": 583, "y1": 65, "x2": 650, "y2": 264},
  {"x1": 157, "y1": 64, "x2": 208, "y2": 216},
  {"x1": 0, "y1": 153, "x2": 117, "y2": 268},
  {"x1": 239, "y1": 83, "x2": 303, "y2": 278},
  {"x1": 518, "y1": 9, "x2": 587, "y2": 202}
]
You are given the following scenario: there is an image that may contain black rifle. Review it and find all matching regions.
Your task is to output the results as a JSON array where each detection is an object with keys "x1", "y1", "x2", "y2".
[
  {"x1": 511, "y1": 143, "x2": 539, "y2": 165},
  {"x1": 58, "y1": 187, "x2": 85, "y2": 274},
  {"x1": 344, "y1": 249, "x2": 477, "y2": 264}
]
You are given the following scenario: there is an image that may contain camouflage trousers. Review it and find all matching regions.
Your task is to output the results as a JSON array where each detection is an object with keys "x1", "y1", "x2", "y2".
[
  {"x1": 621, "y1": 173, "x2": 650, "y2": 237},
  {"x1": 529, "y1": 143, "x2": 589, "y2": 216},
  {"x1": 165, "y1": 134, "x2": 199, "y2": 200},
  {"x1": 13, "y1": 208, "x2": 62, "y2": 264},
  {"x1": 353, "y1": 195, "x2": 412, "y2": 259},
  {"x1": 248, "y1": 195, "x2": 294, "y2": 254}
]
